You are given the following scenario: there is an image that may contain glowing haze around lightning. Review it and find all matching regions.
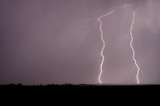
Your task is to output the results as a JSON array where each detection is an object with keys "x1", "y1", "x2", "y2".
[{"x1": 129, "y1": 12, "x2": 140, "y2": 84}]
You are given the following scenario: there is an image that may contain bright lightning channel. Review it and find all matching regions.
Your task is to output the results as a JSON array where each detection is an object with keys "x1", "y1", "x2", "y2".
[
  {"x1": 129, "y1": 12, "x2": 140, "y2": 84},
  {"x1": 97, "y1": 4, "x2": 129, "y2": 84},
  {"x1": 97, "y1": 10, "x2": 114, "y2": 84}
]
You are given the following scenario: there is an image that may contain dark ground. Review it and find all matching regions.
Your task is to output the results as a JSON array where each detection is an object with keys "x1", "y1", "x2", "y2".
[{"x1": 1, "y1": 84, "x2": 160, "y2": 98}]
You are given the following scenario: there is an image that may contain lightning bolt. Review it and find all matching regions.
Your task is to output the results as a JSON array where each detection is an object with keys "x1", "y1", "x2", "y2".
[
  {"x1": 97, "y1": 4, "x2": 129, "y2": 84},
  {"x1": 129, "y1": 12, "x2": 140, "y2": 84},
  {"x1": 97, "y1": 10, "x2": 114, "y2": 84},
  {"x1": 97, "y1": 4, "x2": 141, "y2": 84}
]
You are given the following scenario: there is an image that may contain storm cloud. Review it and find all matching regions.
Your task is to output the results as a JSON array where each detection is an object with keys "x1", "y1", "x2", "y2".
[{"x1": 0, "y1": 0, "x2": 160, "y2": 85}]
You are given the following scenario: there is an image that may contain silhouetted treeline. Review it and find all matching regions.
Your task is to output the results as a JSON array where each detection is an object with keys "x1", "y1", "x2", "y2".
[{"x1": 0, "y1": 83, "x2": 160, "y2": 88}]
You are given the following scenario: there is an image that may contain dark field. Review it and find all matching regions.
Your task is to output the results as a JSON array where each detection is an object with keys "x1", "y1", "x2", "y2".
[{"x1": 1, "y1": 84, "x2": 159, "y2": 96}]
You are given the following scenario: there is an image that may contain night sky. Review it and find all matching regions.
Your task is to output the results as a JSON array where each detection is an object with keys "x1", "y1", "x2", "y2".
[{"x1": 0, "y1": 0, "x2": 160, "y2": 85}]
